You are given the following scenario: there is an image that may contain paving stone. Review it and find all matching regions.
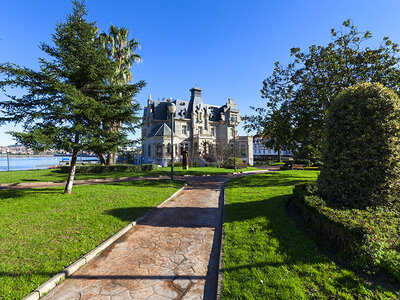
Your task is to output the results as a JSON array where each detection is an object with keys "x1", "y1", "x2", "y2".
[
  {"x1": 129, "y1": 287, "x2": 153, "y2": 299},
  {"x1": 42, "y1": 176, "x2": 227, "y2": 300},
  {"x1": 153, "y1": 281, "x2": 181, "y2": 298},
  {"x1": 111, "y1": 290, "x2": 131, "y2": 300},
  {"x1": 172, "y1": 278, "x2": 191, "y2": 291}
]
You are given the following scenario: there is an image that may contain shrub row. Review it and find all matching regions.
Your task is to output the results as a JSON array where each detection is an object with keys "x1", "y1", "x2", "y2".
[
  {"x1": 167, "y1": 161, "x2": 201, "y2": 167},
  {"x1": 60, "y1": 164, "x2": 159, "y2": 174},
  {"x1": 280, "y1": 163, "x2": 320, "y2": 171},
  {"x1": 293, "y1": 183, "x2": 367, "y2": 255},
  {"x1": 293, "y1": 183, "x2": 400, "y2": 282},
  {"x1": 221, "y1": 157, "x2": 247, "y2": 169}
]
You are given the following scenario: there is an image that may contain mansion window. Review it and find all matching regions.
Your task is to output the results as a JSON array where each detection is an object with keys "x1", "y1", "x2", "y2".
[
  {"x1": 241, "y1": 145, "x2": 246, "y2": 156},
  {"x1": 199, "y1": 127, "x2": 203, "y2": 134},
  {"x1": 156, "y1": 144, "x2": 162, "y2": 155},
  {"x1": 211, "y1": 127, "x2": 215, "y2": 137},
  {"x1": 182, "y1": 125, "x2": 187, "y2": 135}
]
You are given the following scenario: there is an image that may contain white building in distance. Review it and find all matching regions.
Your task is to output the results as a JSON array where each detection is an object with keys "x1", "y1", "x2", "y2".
[
  {"x1": 253, "y1": 134, "x2": 292, "y2": 160},
  {"x1": 142, "y1": 87, "x2": 253, "y2": 166}
]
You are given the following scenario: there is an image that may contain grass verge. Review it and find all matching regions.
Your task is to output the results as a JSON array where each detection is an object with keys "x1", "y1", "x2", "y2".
[
  {"x1": 0, "y1": 166, "x2": 259, "y2": 184},
  {"x1": 0, "y1": 180, "x2": 184, "y2": 299},
  {"x1": 223, "y1": 171, "x2": 398, "y2": 299}
]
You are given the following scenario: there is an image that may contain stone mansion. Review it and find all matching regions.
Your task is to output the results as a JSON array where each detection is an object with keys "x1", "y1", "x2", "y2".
[{"x1": 141, "y1": 87, "x2": 253, "y2": 166}]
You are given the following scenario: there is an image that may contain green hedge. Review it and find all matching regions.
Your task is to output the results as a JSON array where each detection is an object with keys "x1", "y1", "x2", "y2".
[
  {"x1": 60, "y1": 164, "x2": 158, "y2": 174},
  {"x1": 293, "y1": 183, "x2": 400, "y2": 282},
  {"x1": 318, "y1": 82, "x2": 400, "y2": 208},
  {"x1": 221, "y1": 157, "x2": 247, "y2": 169},
  {"x1": 293, "y1": 159, "x2": 312, "y2": 166},
  {"x1": 293, "y1": 183, "x2": 367, "y2": 255}
]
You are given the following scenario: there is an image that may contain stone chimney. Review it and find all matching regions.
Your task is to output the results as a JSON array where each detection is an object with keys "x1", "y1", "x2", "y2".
[{"x1": 190, "y1": 87, "x2": 202, "y2": 100}]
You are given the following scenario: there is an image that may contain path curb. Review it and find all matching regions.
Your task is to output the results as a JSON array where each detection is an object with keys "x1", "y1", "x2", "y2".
[
  {"x1": 216, "y1": 184, "x2": 226, "y2": 300},
  {"x1": 22, "y1": 183, "x2": 187, "y2": 300}
]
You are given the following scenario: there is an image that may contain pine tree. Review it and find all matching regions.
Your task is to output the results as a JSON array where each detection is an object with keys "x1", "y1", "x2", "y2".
[{"x1": 0, "y1": 1, "x2": 145, "y2": 193}]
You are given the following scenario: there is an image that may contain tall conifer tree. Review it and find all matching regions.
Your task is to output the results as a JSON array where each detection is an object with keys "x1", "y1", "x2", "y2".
[{"x1": 0, "y1": 1, "x2": 145, "y2": 193}]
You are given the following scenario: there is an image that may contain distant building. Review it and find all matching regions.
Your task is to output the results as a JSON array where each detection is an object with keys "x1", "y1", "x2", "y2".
[
  {"x1": 141, "y1": 87, "x2": 253, "y2": 166},
  {"x1": 253, "y1": 135, "x2": 292, "y2": 160}
]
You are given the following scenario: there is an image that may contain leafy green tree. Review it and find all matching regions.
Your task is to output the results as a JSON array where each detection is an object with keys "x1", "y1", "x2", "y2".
[
  {"x1": 247, "y1": 20, "x2": 400, "y2": 160},
  {"x1": 99, "y1": 25, "x2": 142, "y2": 165},
  {"x1": 244, "y1": 104, "x2": 294, "y2": 162},
  {"x1": 0, "y1": 1, "x2": 144, "y2": 193}
]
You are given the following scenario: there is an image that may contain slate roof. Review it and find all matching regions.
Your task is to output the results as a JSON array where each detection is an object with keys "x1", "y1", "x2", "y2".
[
  {"x1": 147, "y1": 123, "x2": 171, "y2": 138},
  {"x1": 146, "y1": 100, "x2": 223, "y2": 122},
  {"x1": 143, "y1": 87, "x2": 228, "y2": 124}
]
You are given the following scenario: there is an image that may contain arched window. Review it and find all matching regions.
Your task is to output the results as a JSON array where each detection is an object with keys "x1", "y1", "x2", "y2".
[{"x1": 157, "y1": 143, "x2": 162, "y2": 155}]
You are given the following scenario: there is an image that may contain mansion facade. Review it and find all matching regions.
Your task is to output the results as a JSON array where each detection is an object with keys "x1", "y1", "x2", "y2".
[{"x1": 141, "y1": 87, "x2": 253, "y2": 166}]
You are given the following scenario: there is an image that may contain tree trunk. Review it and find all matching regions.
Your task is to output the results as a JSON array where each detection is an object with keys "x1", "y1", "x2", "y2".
[
  {"x1": 113, "y1": 151, "x2": 117, "y2": 164},
  {"x1": 64, "y1": 148, "x2": 78, "y2": 194},
  {"x1": 98, "y1": 153, "x2": 106, "y2": 165},
  {"x1": 277, "y1": 147, "x2": 282, "y2": 162},
  {"x1": 106, "y1": 152, "x2": 113, "y2": 166}
]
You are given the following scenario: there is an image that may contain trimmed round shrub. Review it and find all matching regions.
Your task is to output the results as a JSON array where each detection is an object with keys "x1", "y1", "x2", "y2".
[
  {"x1": 222, "y1": 157, "x2": 247, "y2": 169},
  {"x1": 318, "y1": 82, "x2": 400, "y2": 208}
]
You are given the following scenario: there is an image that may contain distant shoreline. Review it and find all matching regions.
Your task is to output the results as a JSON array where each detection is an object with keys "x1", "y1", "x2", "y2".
[
  {"x1": 0, "y1": 154, "x2": 56, "y2": 157},
  {"x1": 0, "y1": 154, "x2": 97, "y2": 158}
]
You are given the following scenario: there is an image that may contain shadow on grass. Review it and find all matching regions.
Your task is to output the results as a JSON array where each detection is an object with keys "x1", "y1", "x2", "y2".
[
  {"x1": 106, "y1": 179, "x2": 184, "y2": 188},
  {"x1": 223, "y1": 172, "x2": 400, "y2": 295},
  {"x1": 0, "y1": 188, "x2": 62, "y2": 200},
  {"x1": 103, "y1": 207, "x2": 153, "y2": 222}
]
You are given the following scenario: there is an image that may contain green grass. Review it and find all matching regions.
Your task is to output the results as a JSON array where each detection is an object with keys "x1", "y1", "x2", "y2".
[
  {"x1": 223, "y1": 171, "x2": 398, "y2": 299},
  {"x1": 0, "y1": 180, "x2": 184, "y2": 300},
  {"x1": 0, "y1": 166, "x2": 259, "y2": 184}
]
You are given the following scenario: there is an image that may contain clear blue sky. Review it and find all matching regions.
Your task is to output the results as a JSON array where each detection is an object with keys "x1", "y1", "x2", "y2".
[{"x1": 1, "y1": 0, "x2": 400, "y2": 146}]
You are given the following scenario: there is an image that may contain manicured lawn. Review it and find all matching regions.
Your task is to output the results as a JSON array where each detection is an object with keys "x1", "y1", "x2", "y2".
[
  {"x1": 0, "y1": 180, "x2": 184, "y2": 299},
  {"x1": 0, "y1": 166, "x2": 259, "y2": 184},
  {"x1": 223, "y1": 171, "x2": 398, "y2": 299}
]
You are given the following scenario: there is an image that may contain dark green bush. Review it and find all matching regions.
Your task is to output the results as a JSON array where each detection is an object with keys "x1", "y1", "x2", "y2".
[
  {"x1": 293, "y1": 159, "x2": 311, "y2": 166},
  {"x1": 318, "y1": 82, "x2": 400, "y2": 208},
  {"x1": 221, "y1": 157, "x2": 247, "y2": 169},
  {"x1": 190, "y1": 161, "x2": 201, "y2": 167},
  {"x1": 140, "y1": 164, "x2": 159, "y2": 171},
  {"x1": 60, "y1": 164, "x2": 158, "y2": 174},
  {"x1": 168, "y1": 161, "x2": 183, "y2": 167},
  {"x1": 312, "y1": 161, "x2": 323, "y2": 168},
  {"x1": 293, "y1": 182, "x2": 400, "y2": 282}
]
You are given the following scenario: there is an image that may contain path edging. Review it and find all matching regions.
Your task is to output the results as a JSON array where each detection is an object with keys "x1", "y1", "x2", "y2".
[
  {"x1": 22, "y1": 183, "x2": 187, "y2": 300},
  {"x1": 216, "y1": 183, "x2": 226, "y2": 299}
]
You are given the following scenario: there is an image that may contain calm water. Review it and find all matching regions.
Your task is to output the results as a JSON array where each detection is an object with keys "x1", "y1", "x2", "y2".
[{"x1": 0, "y1": 156, "x2": 98, "y2": 171}]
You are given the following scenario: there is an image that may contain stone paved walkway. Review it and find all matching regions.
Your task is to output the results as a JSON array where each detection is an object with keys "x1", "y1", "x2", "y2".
[{"x1": 42, "y1": 176, "x2": 227, "y2": 300}]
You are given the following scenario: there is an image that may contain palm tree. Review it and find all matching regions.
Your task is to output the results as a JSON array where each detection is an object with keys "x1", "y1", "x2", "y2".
[{"x1": 99, "y1": 25, "x2": 142, "y2": 165}]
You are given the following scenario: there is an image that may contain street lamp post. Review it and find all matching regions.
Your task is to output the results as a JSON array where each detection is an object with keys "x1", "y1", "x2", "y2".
[
  {"x1": 167, "y1": 99, "x2": 176, "y2": 181},
  {"x1": 233, "y1": 124, "x2": 237, "y2": 172}
]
